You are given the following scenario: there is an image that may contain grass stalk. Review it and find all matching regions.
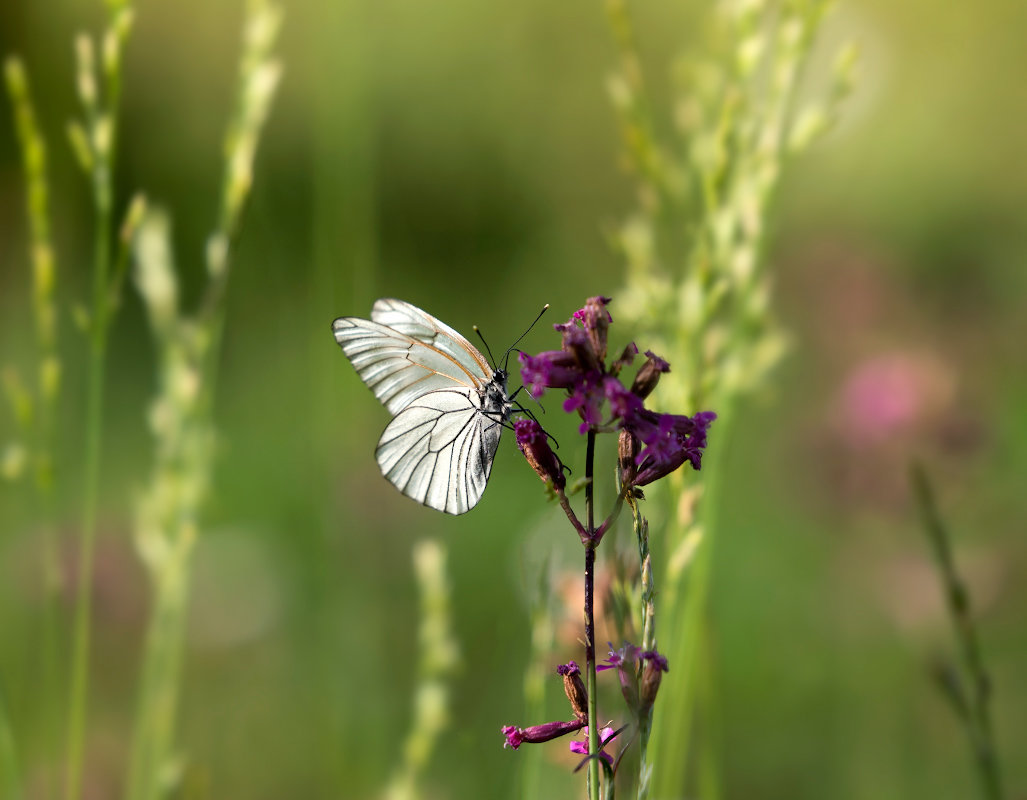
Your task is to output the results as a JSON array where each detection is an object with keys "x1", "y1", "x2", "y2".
[
  {"x1": 0, "y1": 678, "x2": 22, "y2": 800},
  {"x1": 910, "y1": 463, "x2": 1003, "y2": 800},
  {"x1": 125, "y1": 4, "x2": 281, "y2": 798},
  {"x1": 4, "y1": 55, "x2": 63, "y2": 798},
  {"x1": 605, "y1": 1, "x2": 853, "y2": 793},
  {"x1": 65, "y1": 10, "x2": 134, "y2": 799},
  {"x1": 382, "y1": 541, "x2": 460, "y2": 800}
]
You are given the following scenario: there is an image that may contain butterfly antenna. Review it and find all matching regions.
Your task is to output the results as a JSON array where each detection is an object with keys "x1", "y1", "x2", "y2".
[
  {"x1": 473, "y1": 325, "x2": 499, "y2": 369},
  {"x1": 502, "y1": 303, "x2": 550, "y2": 371}
]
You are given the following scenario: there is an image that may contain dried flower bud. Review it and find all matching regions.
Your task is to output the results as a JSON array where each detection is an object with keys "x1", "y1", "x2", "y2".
[
  {"x1": 618, "y1": 428, "x2": 639, "y2": 487},
  {"x1": 558, "y1": 661, "x2": 588, "y2": 721},
  {"x1": 631, "y1": 350, "x2": 670, "y2": 400}
]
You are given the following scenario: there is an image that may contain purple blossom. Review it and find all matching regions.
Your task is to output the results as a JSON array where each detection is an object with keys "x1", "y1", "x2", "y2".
[
  {"x1": 517, "y1": 296, "x2": 716, "y2": 487},
  {"x1": 569, "y1": 726, "x2": 618, "y2": 766},
  {"x1": 519, "y1": 350, "x2": 580, "y2": 399},
  {"x1": 625, "y1": 410, "x2": 717, "y2": 487},
  {"x1": 597, "y1": 642, "x2": 641, "y2": 672},
  {"x1": 562, "y1": 370, "x2": 607, "y2": 433},
  {"x1": 501, "y1": 719, "x2": 586, "y2": 750},
  {"x1": 604, "y1": 377, "x2": 644, "y2": 421}
]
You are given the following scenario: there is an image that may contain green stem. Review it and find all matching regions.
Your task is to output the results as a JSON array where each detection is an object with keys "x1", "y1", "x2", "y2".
[
  {"x1": 65, "y1": 12, "x2": 129, "y2": 796},
  {"x1": 65, "y1": 185, "x2": 112, "y2": 800}
]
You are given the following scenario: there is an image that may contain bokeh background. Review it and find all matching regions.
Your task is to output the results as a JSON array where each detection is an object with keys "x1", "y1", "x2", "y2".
[{"x1": 1, "y1": 0, "x2": 1025, "y2": 798}]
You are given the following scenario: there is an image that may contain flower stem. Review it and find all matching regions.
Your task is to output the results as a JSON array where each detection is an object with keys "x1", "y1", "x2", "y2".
[{"x1": 584, "y1": 430, "x2": 600, "y2": 800}]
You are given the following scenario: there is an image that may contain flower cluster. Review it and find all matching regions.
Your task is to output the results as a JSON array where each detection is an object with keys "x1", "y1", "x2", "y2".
[{"x1": 518, "y1": 296, "x2": 715, "y2": 488}]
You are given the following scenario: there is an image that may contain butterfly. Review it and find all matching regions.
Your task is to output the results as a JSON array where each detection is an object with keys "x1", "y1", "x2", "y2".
[{"x1": 332, "y1": 298, "x2": 528, "y2": 515}]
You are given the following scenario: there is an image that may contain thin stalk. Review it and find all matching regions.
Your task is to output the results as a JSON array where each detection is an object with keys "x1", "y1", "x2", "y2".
[
  {"x1": 4, "y1": 56, "x2": 64, "y2": 798},
  {"x1": 65, "y1": 134, "x2": 114, "y2": 800},
  {"x1": 65, "y1": 13, "x2": 132, "y2": 797},
  {"x1": 911, "y1": 464, "x2": 1003, "y2": 800},
  {"x1": 0, "y1": 678, "x2": 22, "y2": 800},
  {"x1": 584, "y1": 430, "x2": 600, "y2": 800}
]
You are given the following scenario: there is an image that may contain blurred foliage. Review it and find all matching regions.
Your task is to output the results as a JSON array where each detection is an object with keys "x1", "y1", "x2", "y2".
[{"x1": 0, "y1": 0, "x2": 1025, "y2": 798}]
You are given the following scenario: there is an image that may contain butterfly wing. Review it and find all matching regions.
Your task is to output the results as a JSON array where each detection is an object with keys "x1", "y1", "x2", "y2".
[
  {"x1": 332, "y1": 314, "x2": 486, "y2": 416},
  {"x1": 370, "y1": 298, "x2": 493, "y2": 381},
  {"x1": 375, "y1": 388, "x2": 503, "y2": 515}
]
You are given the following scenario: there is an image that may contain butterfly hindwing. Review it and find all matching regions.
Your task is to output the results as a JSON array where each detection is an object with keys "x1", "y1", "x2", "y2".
[{"x1": 375, "y1": 388, "x2": 501, "y2": 515}]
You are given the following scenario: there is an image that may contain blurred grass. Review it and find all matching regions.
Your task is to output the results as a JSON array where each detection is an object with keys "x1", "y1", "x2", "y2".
[{"x1": 1, "y1": 0, "x2": 1025, "y2": 797}]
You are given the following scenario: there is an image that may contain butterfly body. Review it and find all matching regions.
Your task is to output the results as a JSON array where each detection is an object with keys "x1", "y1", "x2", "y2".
[{"x1": 333, "y1": 299, "x2": 511, "y2": 515}]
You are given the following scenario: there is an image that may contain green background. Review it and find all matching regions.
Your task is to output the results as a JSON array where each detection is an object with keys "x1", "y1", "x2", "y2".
[{"x1": 1, "y1": 0, "x2": 1024, "y2": 797}]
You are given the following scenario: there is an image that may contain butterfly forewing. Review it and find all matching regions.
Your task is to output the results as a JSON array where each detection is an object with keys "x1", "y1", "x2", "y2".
[
  {"x1": 332, "y1": 316, "x2": 483, "y2": 415},
  {"x1": 370, "y1": 298, "x2": 493, "y2": 381}
]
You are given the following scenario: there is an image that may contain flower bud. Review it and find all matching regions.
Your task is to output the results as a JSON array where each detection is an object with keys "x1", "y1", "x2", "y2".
[
  {"x1": 630, "y1": 350, "x2": 670, "y2": 400},
  {"x1": 639, "y1": 650, "x2": 669, "y2": 710},
  {"x1": 515, "y1": 419, "x2": 566, "y2": 490}
]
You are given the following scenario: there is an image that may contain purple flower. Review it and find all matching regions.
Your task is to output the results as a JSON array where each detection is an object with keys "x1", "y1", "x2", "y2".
[
  {"x1": 501, "y1": 719, "x2": 586, "y2": 750},
  {"x1": 597, "y1": 642, "x2": 641, "y2": 672},
  {"x1": 569, "y1": 726, "x2": 618, "y2": 766},
  {"x1": 562, "y1": 370, "x2": 607, "y2": 433},
  {"x1": 605, "y1": 377, "x2": 644, "y2": 421},
  {"x1": 515, "y1": 418, "x2": 567, "y2": 489},
  {"x1": 625, "y1": 410, "x2": 716, "y2": 486},
  {"x1": 519, "y1": 350, "x2": 581, "y2": 399}
]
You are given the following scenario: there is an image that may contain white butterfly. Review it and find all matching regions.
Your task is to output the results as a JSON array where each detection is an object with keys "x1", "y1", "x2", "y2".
[{"x1": 332, "y1": 298, "x2": 514, "y2": 515}]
